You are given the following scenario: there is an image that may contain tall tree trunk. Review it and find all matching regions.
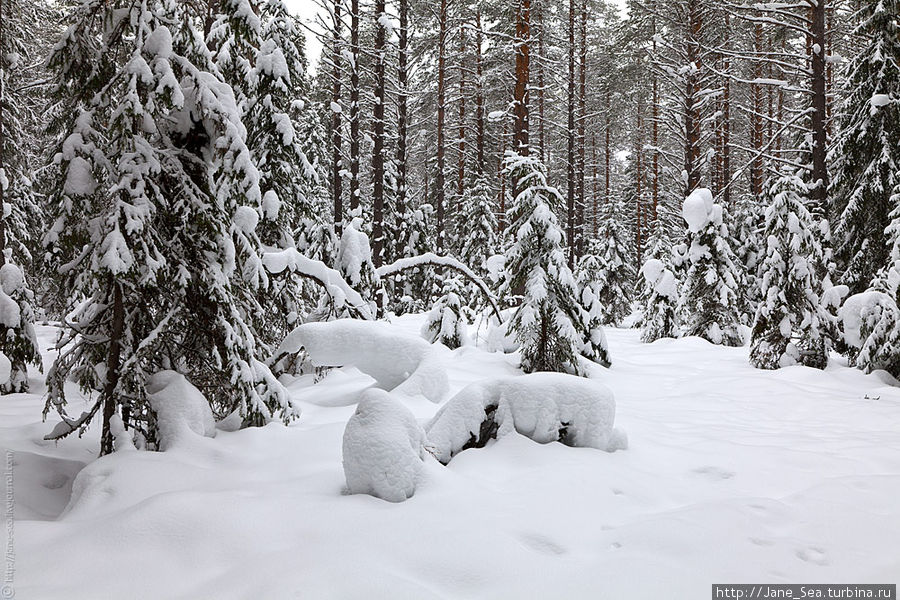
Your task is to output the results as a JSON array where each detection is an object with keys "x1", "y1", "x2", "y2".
[
  {"x1": 331, "y1": 0, "x2": 343, "y2": 237},
  {"x1": 475, "y1": 10, "x2": 486, "y2": 176},
  {"x1": 750, "y1": 22, "x2": 764, "y2": 200},
  {"x1": 349, "y1": 0, "x2": 360, "y2": 212},
  {"x1": 576, "y1": 0, "x2": 587, "y2": 258},
  {"x1": 683, "y1": 0, "x2": 703, "y2": 196},
  {"x1": 512, "y1": 0, "x2": 530, "y2": 156},
  {"x1": 566, "y1": 0, "x2": 576, "y2": 268},
  {"x1": 808, "y1": 0, "x2": 829, "y2": 211},
  {"x1": 436, "y1": 0, "x2": 448, "y2": 250},
  {"x1": 605, "y1": 86, "x2": 611, "y2": 207},
  {"x1": 396, "y1": 0, "x2": 409, "y2": 239},
  {"x1": 100, "y1": 281, "x2": 125, "y2": 456},
  {"x1": 499, "y1": 120, "x2": 507, "y2": 233},
  {"x1": 536, "y1": 0, "x2": 546, "y2": 162},
  {"x1": 721, "y1": 14, "x2": 731, "y2": 207},
  {"x1": 457, "y1": 23, "x2": 467, "y2": 203},
  {"x1": 372, "y1": 0, "x2": 386, "y2": 268},
  {"x1": 592, "y1": 132, "x2": 599, "y2": 237},
  {"x1": 635, "y1": 94, "x2": 644, "y2": 263},
  {"x1": 0, "y1": 0, "x2": 6, "y2": 266},
  {"x1": 651, "y1": 14, "x2": 659, "y2": 225}
]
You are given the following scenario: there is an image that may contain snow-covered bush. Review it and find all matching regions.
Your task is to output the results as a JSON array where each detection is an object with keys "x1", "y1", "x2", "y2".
[
  {"x1": 421, "y1": 277, "x2": 468, "y2": 349},
  {"x1": 500, "y1": 152, "x2": 587, "y2": 375},
  {"x1": 426, "y1": 373, "x2": 627, "y2": 464},
  {"x1": 279, "y1": 319, "x2": 449, "y2": 402},
  {"x1": 342, "y1": 389, "x2": 427, "y2": 502},
  {"x1": 750, "y1": 174, "x2": 828, "y2": 369},
  {"x1": 678, "y1": 188, "x2": 744, "y2": 346},
  {"x1": 839, "y1": 291, "x2": 900, "y2": 377},
  {"x1": 146, "y1": 371, "x2": 217, "y2": 451}
]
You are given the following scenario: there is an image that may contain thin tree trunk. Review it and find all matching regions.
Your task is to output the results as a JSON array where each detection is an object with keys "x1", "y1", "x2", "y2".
[
  {"x1": 100, "y1": 281, "x2": 125, "y2": 456},
  {"x1": 592, "y1": 132, "x2": 599, "y2": 237},
  {"x1": 349, "y1": 0, "x2": 360, "y2": 212},
  {"x1": 0, "y1": 0, "x2": 5, "y2": 266},
  {"x1": 750, "y1": 22, "x2": 764, "y2": 200},
  {"x1": 396, "y1": 0, "x2": 409, "y2": 234},
  {"x1": 475, "y1": 10, "x2": 486, "y2": 176},
  {"x1": 512, "y1": 0, "x2": 530, "y2": 156},
  {"x1": 566, "y1": 0, "x2": 576, "y2": 268},
  {"x1": 722, "y1": 14, "x2": 731, "y2": 207},
  {"x1": 684, "y1": 0, "x2": 703, "y2": 196},
  {"x1": 576, "y1": 0, "x2": 587, "y2": 259},
  {"x1": 331, "y1": 0, "x2": 343, "y2": 237},
  {"x1": 457, "y1": 23, "x2": 467, "y2": 201},
  {"x1": 809, "y1": 0, "x2": 829, "y2": 210},
  {"x1": 537, "y1": 0, "x2": 546, "y2": 162},
  {"x1": 436, "y1": 0, "x2": 448, "y2": 250},
  {"x1": 372, "y1": 0, "x2": 386, "y2": 268},
  {"x1": 499, "y1": 120, "x2": 507, "y2": 233}
]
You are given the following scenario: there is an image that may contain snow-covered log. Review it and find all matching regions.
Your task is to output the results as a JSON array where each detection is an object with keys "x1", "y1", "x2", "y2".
[
  {"x1": 342, "y1": 389, "x2": 428, "y2": 502},
  {"x1": 426, "y1": 373, "x2": 627, "y2": 464},
  {"x1": 263, "y1": 248, "x2": 375, "y2": 321},
  {"x1": 376, "y1": 253, "x2": 502, "y2": 321},
  {"x1": 275, "y1": 319, "x2": 449, "y2": 403}
]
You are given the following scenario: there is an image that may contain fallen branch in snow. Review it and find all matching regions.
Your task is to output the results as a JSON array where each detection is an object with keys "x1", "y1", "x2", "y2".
[{"x1": 376, "y1": 253, "x2": 502, "y2": 322}]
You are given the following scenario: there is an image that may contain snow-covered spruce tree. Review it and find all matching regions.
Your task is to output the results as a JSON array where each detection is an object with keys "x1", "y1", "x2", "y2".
[
  {"x1": 42, "y1": 0, "x2": 296, "y2": 455},
  {"x1": 593, "y1": 203, "x2": 635, "y2": 326},
  {"x1": 678, "y1": 188, "x2": 744, "y2": 346},
  {"x1": 0, "y1": 0, "x2": 47, "y2": 392},
  {"x1": 387, "y1": 203, "x2": 434, "y2": 315},
  {"x1": 638, "y1": 233, "x2": 680, "y2": 343},
  {"x1": 830, "y1": 0, "x2": 900, "y2": 294},
  {"x1": 421, "y1": 276, "x2": 468, "y2": 349},
  {"x1": 574, "y1": 242, "x2": 612, "y2": 367},
  {"x1": 458, "y1": 175, "x2": 498, "y2": 275},
  {"x1": 732, "y1": 197, "x2": 765, "y2": 322},
  {"x1": 500, "y1": 152, "x2": 592, "y2": 375},
  {"x1": 750, "y1": 174, "x2": 828, "y2": 370}
]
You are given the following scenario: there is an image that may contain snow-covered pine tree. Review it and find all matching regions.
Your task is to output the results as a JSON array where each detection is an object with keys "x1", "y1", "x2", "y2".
[
  {"x1": 43, "y1": 0, "x2": 296, "y2": 455},
  {"x1": 830, "y1": 0, "x2": 900, "y2": 294},
  {"x1": 732, "y1": 197, "x2": 765, "y2": 323},
  {"x1": 501, "y1": 152, "x2": 589, "y2": 375},
  {"x1": 575, "y1": 242, "x2": 612, "y2": 367},
  {"x1": 0, "y1": 0, "x2": 47, "y2": 392},
  {"x1": 593, "y1": 203, "x2": 635, "y2": 326},
  {"x1": 638, "y1": 233, "x2": 680, "y2": 343},
  {"x1": 840, "y1": 290, "x2": 900, "y2": 378},
  {"x1": 421, "y1": 276, "x2": 467, "y2": 349},
  {"x1": 678, "y1": 188, "x2": 744, "y2": 346},
  {"x1": 750, "y1": 173, "x2": 828, "y2": 369},
  {"x1": 208, "y1": 0, "x2": 260, "y2": 110}
]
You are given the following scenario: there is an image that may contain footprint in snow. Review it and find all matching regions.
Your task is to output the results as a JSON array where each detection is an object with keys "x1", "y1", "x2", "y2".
[
  {"x1": 518, "y1": 533, "x2": 567, "y2": 556},
  {"x1": 691, "y1": 466, "x2": 736, "y2": 481},
  {"x1": 749, "y1": 537, "x2": 775, "y2": 547},
  {"x1": 795, "y1": 546, "x2": 829, "y2": 566}
]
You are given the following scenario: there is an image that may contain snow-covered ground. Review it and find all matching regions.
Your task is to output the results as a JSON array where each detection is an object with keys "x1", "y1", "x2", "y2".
[{"x1": 3, "y1": 318, "x2": 900, "y2": 599}]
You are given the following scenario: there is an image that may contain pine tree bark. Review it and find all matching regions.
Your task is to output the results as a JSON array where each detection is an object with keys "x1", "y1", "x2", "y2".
[
  {"x1": 808, "y1": 0, "x2": 829, "y2": 210},
  {"x1": 396, "y1": 0, "x2": 409, "y2": 233},
  {"x1": 349, "y1": 0, "x2": 361, "y2": 212},
  {"x1": 683, "y1": 0, "x2": 703, "y2": 196},
  {"x1": 512, "y1": 0, "x2": 530, "y2": 157},
  {"x1": 436, "y1": 0, "x2": 448, "y2": 250},
  {"x1": 566, "y1": 0, "x2": 576, "y2": 268},
  {"x1": 750, "y1": 22, "x2": 764, "y2": 200},
  {"x1": 457, "y1": 23, "x2": 467, "y2": 201},
  {"x1": 576, "y1": 0, "x2": 587, "y2": 258},
  {"x1": 721, "y1": 14, "x2": 732, "y2": 207},
  {"x1": 372, "y1": 0, "x2": 386, "y2": 268},
  {"x1": 536, "y1": 0, "x2": 546, "y2": 162},
  {"x1": 475, "y1": 10, "x2": 486, "y2": 176},
  {"x1": 331, "y1": 0, "x2": 343, "y2": 236}
]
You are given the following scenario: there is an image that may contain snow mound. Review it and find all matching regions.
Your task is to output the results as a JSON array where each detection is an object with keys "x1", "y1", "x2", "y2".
[
  {"x1": 426, "y1": 373, "x2": 627, "y2": 464},
  {"x1": 342, "y1": 388, "x2": 427, "y2": 502},
  {"x1": 0, "y1": 262, "x2": 25, "y2": 295},
  {"x1": 682, "y1": 188, "x2": 715, "y2": 233},
  {"x1": 146, "y1": 371, "x2": 216, "y2": 451},
  {"x1": 282, "y1": 319, "x2": 449, "y2": 402}
]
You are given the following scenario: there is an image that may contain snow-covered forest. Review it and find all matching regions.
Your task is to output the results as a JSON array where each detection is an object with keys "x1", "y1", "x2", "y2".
[{"x1": 1, "y1": 0, "x2": 900, "y2": 597}]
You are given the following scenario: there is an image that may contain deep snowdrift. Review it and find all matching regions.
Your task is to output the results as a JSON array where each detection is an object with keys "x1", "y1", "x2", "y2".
[{"x1": 3, "y1": 319, "x2": 900, "y2": 599}]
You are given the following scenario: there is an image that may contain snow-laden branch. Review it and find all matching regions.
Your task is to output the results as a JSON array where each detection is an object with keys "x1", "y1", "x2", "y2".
[
  {"x1": 263, "y1": 248, "x2": 375, "y2": 321},
  {"x1": 376, "y1": 253, "x2": 502, "y2": 321}
]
